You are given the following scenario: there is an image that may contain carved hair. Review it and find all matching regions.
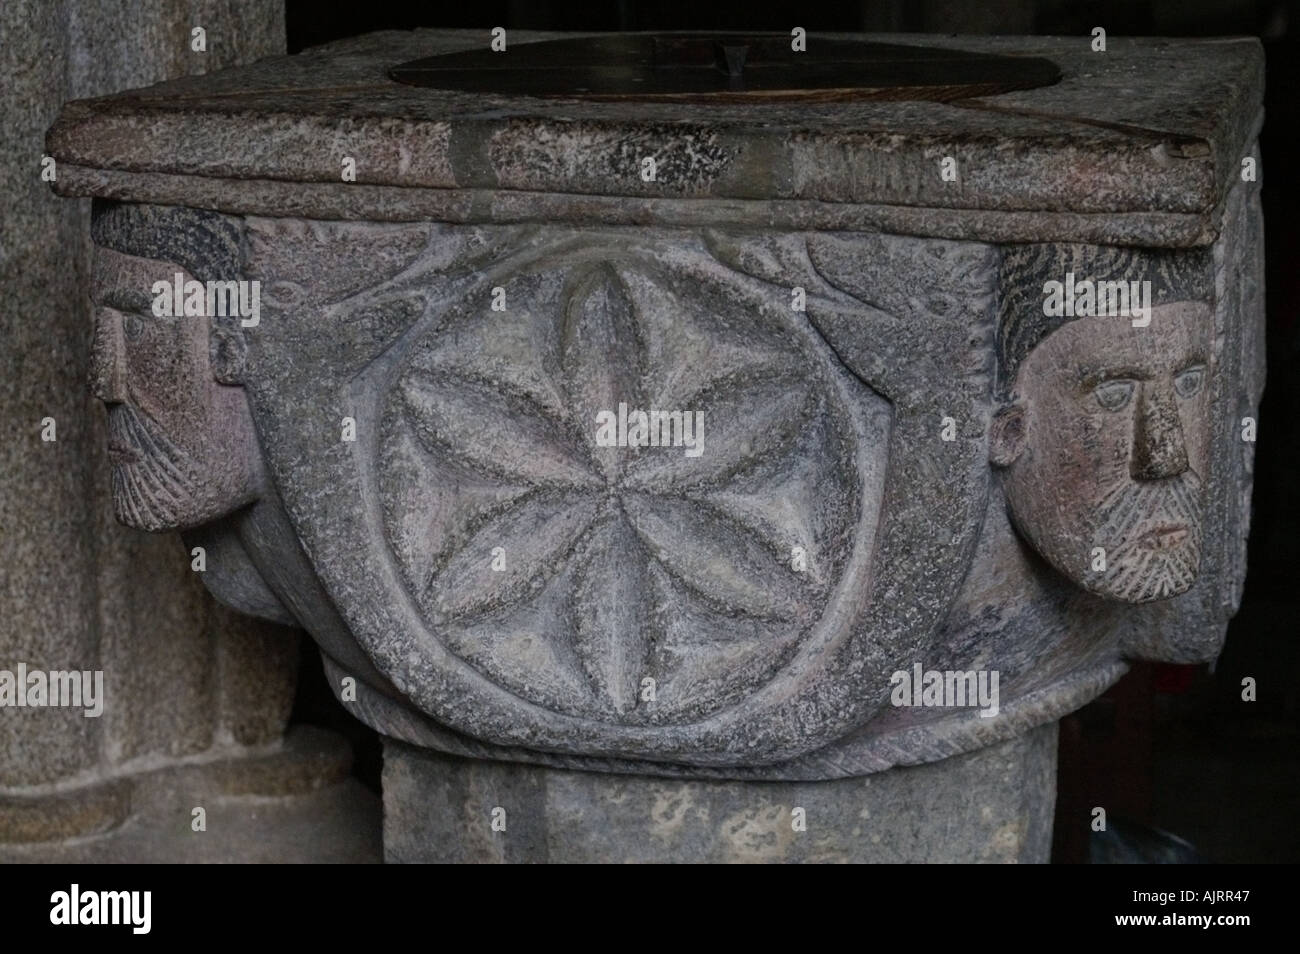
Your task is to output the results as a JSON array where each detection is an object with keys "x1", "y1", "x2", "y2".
[
  {"x1": 90, "y1": 200, "x2": 247, "y2": 383},
  {"x1": 996, "y1": 243, "x2": 1213, "y2": 398}
]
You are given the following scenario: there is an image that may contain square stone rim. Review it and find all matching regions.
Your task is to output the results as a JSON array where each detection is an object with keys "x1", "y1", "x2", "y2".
[{"x1": 45, "y1": 30, "x2": 1264, "y2": 247}]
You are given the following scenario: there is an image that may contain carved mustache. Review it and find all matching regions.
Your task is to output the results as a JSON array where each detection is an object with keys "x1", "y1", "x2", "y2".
[
  {"x1": 107, "y1": 405, "x2": 200, "y2": 531},
  {"x1": 1093, "y1": 472, "x2": 1203, "y2": 602}
]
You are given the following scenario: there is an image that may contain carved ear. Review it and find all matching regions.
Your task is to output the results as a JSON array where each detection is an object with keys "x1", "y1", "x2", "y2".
[
  {"x1": 210, "y1": 325, "x2": 247, "y2": 385},
  {"x1": 989, "y1": 402, "x2": 1027, "y2": 468}
]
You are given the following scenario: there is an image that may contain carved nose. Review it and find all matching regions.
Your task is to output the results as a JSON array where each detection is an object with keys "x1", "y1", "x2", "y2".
[
  {"x1": 90, "y1": 308, "x2": 127, "y2": 404},
  {"x1": 1130, "y1": 379, "x2": 1188, "y2": 481}
]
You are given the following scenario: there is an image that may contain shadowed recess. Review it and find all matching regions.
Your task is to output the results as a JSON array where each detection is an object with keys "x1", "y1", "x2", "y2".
[{"x1": 388, "y1": 33, "x2": 1061, "y2": 102}]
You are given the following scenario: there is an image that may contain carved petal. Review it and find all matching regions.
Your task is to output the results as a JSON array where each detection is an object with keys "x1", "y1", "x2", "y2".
[
  {"x1": 560, "y1": 262, "x2": 646, "y2": 483},
  {"x1": 622, "y1": 494, "x2": 807, "y2": 621},
  {"x1": 623, "y1": 369, "x2": 813, "y2": 492},
  {"x1": 430, "y1": 491, "x2": 602, "y2": 621},
  {"x1": 570, "y1": 512, "x2": 653, "y2": 713},
  {"x1": 401, "y1": 370, "x2": 599, "y2": 488}
]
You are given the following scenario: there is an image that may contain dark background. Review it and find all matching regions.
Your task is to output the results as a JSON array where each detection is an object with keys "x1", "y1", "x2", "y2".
[{"x1": 283, "y1": 0, "x2": 1300, "y2": 863}]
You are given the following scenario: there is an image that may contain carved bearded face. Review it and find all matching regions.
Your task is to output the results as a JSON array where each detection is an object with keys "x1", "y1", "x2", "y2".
[
  {"x1": 992, "y1": 302, "x2": 1212, "y2": 602},
  {"x1": 89, "y1": 246, "x2": 260, "y2": 531}
]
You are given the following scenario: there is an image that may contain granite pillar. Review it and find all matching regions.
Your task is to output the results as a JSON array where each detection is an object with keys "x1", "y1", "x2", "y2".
[{"x1": 2, "y1": 0, "x2": 377, "y2": 861}]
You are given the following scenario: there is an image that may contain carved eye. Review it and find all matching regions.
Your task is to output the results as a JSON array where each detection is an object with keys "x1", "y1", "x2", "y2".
[
  {"x1": 1094, "y1": 379, "x2": 1136, "y2": 412},
  {"x1": 1174, "y1": 365, "x2": 1205, "y2": 398},
  {"x1": 121, "y1": 313, "x2": 145, "y2": 342}
]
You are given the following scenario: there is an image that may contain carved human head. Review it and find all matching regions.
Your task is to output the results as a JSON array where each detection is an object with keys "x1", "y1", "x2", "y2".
[
  {"x1": 990, "y1": 244, "x2": 1214, "y2": 603},
  {"x1": 88, "y1": 202, "x2": 260, "y2": 531}
]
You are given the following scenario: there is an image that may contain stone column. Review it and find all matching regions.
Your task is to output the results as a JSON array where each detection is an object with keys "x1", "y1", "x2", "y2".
[
  {"x1": 383, "y1": 727, "x2": 1059, "y2": 863},
  {"x1": 1, "y1": 0, "x2": 377, "y2": 862}
]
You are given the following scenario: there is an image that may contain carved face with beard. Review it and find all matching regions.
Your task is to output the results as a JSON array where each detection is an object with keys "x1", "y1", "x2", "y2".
[
  {"x1": 89, "y1": 245, "x2": 260, "y2": 532},
  {"x1": 991, "y1": 301, "x2": 1212, "y2": 603}
]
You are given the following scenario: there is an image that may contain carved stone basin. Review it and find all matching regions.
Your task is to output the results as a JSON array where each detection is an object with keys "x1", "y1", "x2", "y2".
[{"x1": 47, "y1": 29, "x2": 1265, "y2": 862}]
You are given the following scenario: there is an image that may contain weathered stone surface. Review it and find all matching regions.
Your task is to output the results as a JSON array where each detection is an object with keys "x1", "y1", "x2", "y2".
[
  {"x1": 0, "y1": 0, "x2": 352, "y2": 860},
  {"x1": 383, "y1": 723, "x2": 1058, "y2": 863},
  {"x1": 41, "y1": 166, "x2": 1233, "y2": 246},
  {"x1": 71, "y1": 197, "x2": 1263, "y2": 783},
  {"x1": 0, "y1": 727, "x2": 380, "y2": 862},
  {"x1": 0, "y1": 780, "x2": 132, "y2": 845},
  {"x1": 7, "y1": 777, "x2": 382, "y2": 863},
  {"x1": 44, "y1": 30, "x2": 1266, "y2": 862},
  {"x1": 232, "y1": 219, "x2": 994, "y2": 767},
  {"x1": 46, "y1": 32, "x2": 1262, "y2": 245}
]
